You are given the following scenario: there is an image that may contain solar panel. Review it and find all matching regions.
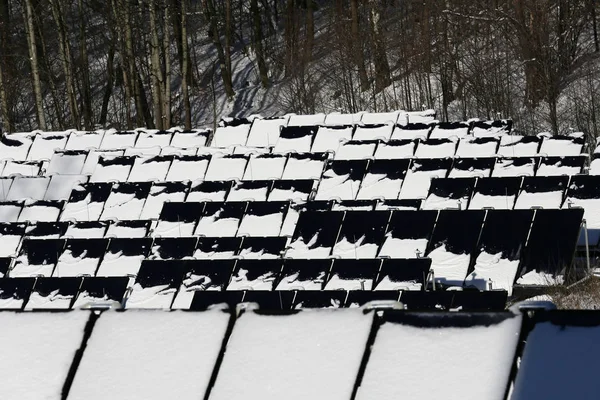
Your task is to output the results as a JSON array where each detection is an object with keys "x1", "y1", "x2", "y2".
[
  {"x1": 378, "y1": 210, "x2": 437, "y2": 258},
  {"x1": 324, "y1": 259, "x2": 379, "y2": 290},
  {"x1": 421, "y1": 177, "x2": 476, "y2": 210},
  {"x1": 286, "y1": 211, "x2": 344, "y2": 258},
  {"x1": 273, "y1": 126, "x2": 317, "y2": 153},
  {"x1": 331, "y1": 211, "x2": 389, "y2": 258},
  {"x1": 469, "y1": 177, "x2": 522, "y2": 210},
  {"x1": 315, "y1": 160, "x2": 368, "y2": 200},
  {"x1": 357, "y1": 159, "x2": 410, "y2": 200}
]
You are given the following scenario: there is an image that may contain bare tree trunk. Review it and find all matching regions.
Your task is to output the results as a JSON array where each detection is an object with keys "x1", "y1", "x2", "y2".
[
  {"x1": 181, "y1": 0, "x2": 192, "y2": 129},
  {"x1": 369, "y1": 0, "x2": 391, "y2": 92},
  {"x1": 79, "y1": 0, "x2": 93, "y2": 129},
  {"x1": 162, "y1": 0, "x2": 171, "y2": 128},
  {"x1": 0, "y1": 59, "x2": 10, "y2": 132},
  {"x1": 224, "y1": 0, "x2": 232, "y2": 78},
  {"x1": 149, "y1": 0, "x2": 164, "y2": 129},
  {"x1": 49, "y1": 0, "x2": 79, "y2": 129},
  {"x1": 0, "y1": 0, "x2": 11, "y2": 132},
  {"x1": 100, "y1": 43, "x2": 115, "y2": 126},
  {"x1": 250, "y1": 0, "x2": 269, "y2": 87},
  {"x1": 350, "y1": 0, "x2": 369, "y2": 91},
  {"x1": 305, "y1": 0, "x2": 314, "y2": 61},
  {"x1": 23, "y1": 0, "x2": 46, "y2": 130},
  {"x1": 284, "y1": 0, "x2": 296, "y2": 76},
  {"x1": 204, "y1": 0, "x2": 235, "y2": 98}
]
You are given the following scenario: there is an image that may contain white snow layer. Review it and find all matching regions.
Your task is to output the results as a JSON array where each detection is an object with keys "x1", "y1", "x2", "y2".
[
  {"x1": 209, "y1": 310, "x2": 372, "y2": 400},
  {"x1": 399, "y1": 167, "x2": 447, "y2": 200},
  {"x1": 355, "y1": 313, "x2": 522, "y2": 400},
  {"x1": 67, "y1": 310, "x2": 230, "y2": 400},
  {"x1": 427, "y1": 244, "x2": 471, "y2": 284},
  {"x1": 464, "y1": 250, "x2": 519, "y2": 294},
  {"x1": 0, "y1": 311, "x2": 89, "y2": 400},
  {"x1": 212, "y1": 124, "x2": 251, "y2": 147},
  {"x1": 353, "y1": 124, "x2": 394, "y2": 141},
  {"x1": 311, "y1": 126, "x2": 353, "y2": 153},
  {"x1": 514, "y1": 189, "x2": 563, "y2": 209},
  {"x1": 246, "y1": 116, "x2": 289, "y2": 147},
  {"x1": 378, "y1": 237, "x2": 428, "y2": 258},
  {"x1": 242, "y1": 154, "x2": 286, "y2": 180},
  {"x1": 469, "y1": 193, "x2": 516, "y2": 210},
  {"x1": 497, "y1": 136, "x2": 539, "y2": 157}
]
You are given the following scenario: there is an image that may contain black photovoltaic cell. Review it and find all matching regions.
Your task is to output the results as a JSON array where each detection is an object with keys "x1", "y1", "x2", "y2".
[
  {"x1": 189, "y1": 290, "x2": 245, "y2": 310},
  {"x1": 134, "y1": 260, "x2": 185, "y2": 290},
  {"x1": 476, "y1": 210, "x2": 534, "y2": 260},
  {"x1": 291, "y1": 211, "x2": 344, "y2": 250},
  {"x1": 474, "y1": 177, "x2": 522, "y2": 197},
  {"x1": 427, "y1": 210, "x2": 485, "y2": 256},
  {"x1": 400, "y1": 290, "x2": 507, "y2": 311},
  {"x1": 237, "y1": 237, "x2": 287, "y2": 258},
  {"x1": 276, "y1": 259, "x2": 332, "y2": 290},
  {"x1": 385, "y1": 210, "x2": 438, "y2": 240},
  {"x1": 229, "y1": 259, "x2": 283, "y2": 290},
  {"x1": 29, "y1": 277, "x2": 83, "y2": 308},
  {"x1": 181, "y1": 259, "x2": 236, "y2": 291},
  {"x1": 77, "y1": 276, "x2": 129, "y2": 303},
  {"x1": 520, "y1": 176, "x2": 569, "y2": 194},
  {"x1": 426, "y1": 177, "x2": 476, "y2": 206},
  {"x1": 67, "y1": 182, "x2": 112, "y2": 203},
  {"x1": 375, "y1": 258, "x2": 432, "y2": 289},
  {"x1": 566, "y1": 175, "x2": 600, "y2": 199},
  {"x1": 325, "y1": 259, "x2": 380, "y2": 289},
  {"x1": 450, "y1": 157, "x2": 495, "y2": 174},
  {"x1": 105, "y1": 238, "x2": 152, "y2": 258},
  {"x1": 519, "y1": 209, "x2": 584, "y2": 280},
  {"x1": 25, "y1": 222, "x2": 68, "y2": 238},
  {"x1": 334, "y1": 211, "x2": 390, "y2": 249},
  {"x1": 0, "y1": 277, "x2": 35, "y2": 309},
  {"x1": 345, "y1": 290, "x2": 402, "y2": 307},
  {"x1": 151, "y1": 237, "x2": 198, "y2": 260},
  {"x1": 291, "y1": 290, "x2": 347, "y2": 309},
  {"x1": 158, "y1": 202, "x2": 204, "y2": 223}
]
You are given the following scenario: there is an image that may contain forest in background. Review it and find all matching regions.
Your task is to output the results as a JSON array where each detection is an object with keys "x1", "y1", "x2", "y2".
[{"x1": 0, "y1": 0, "x2": 599, "y2": 139}]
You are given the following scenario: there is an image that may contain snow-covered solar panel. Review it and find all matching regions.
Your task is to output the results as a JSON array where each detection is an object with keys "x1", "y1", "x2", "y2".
[
  {"x1": 25, "y1": 276, "x2": 79, "y2": 308},
  {"x1": 0, "y1": 276, "x2": 34, "y2": 307},
  {"x1": 352, "y1": 123, "x2": 394, "y2": 141},
  {"x1": 401, "y1": 109, "x2": 437, "y2": 124},
  {"x1": 276, "y1": 259, "x2": 330, "y2": 290},
  {"x1": 2, "y1": 160, "x2": 41, "y2": 176},
  {"x1": 429, "y1": 121, "x2": 470, "y2": 139},
  {"x1": 53, "y1": 238, "x2": 108, "y2": 277},
  {"x1": 464, "y1": 210, "x2": 533, "y2": 293},
  {"x1": 537, "y1": 155, "x2": 585, "y2": 176},
  {"x1": 6, "y1": 176, "x2": 49, "y2": 201},
  {"x1": 106, "y1": 220, "x2": 150, "y2": 238},
  {"x1": 65, "y1": 221, "x2": 108, "y2": 238},
  {"x1": 514, "y1": 176, "x2": 568, "y2": 209},
  {"x1": 273, "y1": 126, "x2": 317, "y2": 153},
  {"x1": 331, "y1": 200, "x2": 374, "y2": 211},
  {"x1": 291, "y1": 290, "x2": 348, "y2": 309},
  {"x1": 0, "y1": 201, "x2": 23, "y2": 222},
  {"x1": 246, "y1": 116, "x2": 289, "y2": 147},
  {"x1": 287, "y1": 113, "x2": 326, "y2": 126},
  {"x1": 282, "y1": 152, "x2": 327, "y2": 180},
  {"x1": 25, "y1": 221, "x2": 68, "y2": 239},
  {"x1": 286, "y1": 211, "x2": 343, "y2": 258},
  {"x1": 0, "y1": 133, "x2": 34, "y2": 161},
  {"x1": 99, "y1": 130, "x2": 139, "y2": 149},
  {"x1": 449, "y1": 157, "x2": 494, "y2": 178},
  {"x1": 378, "y1": 210, "x2": 437, "y2": 258},
  {"x1": 61, "y1": 182, "x2": 112, "y2": 221},
  {"x1": 197, "y1": 146, "x2": 234, "y2": 156},
  {"x1": 512, "y1": 312, "x2": 600, "y2": 400},
  {"x1": 171, "y1": 260, "x2": 235, "y2": 305},
  {"x1": 470, "y1": 120, "x2": 512, "y2": 138},
  {"x1": 421, "y1": 177, "x2": 475, "y2": 210},
  {"x1": 232, "y1": 145, "x2": 270, "y2": 156},
  {"x1": 134, "y1": 130, "x2": 173, "y2": 149},
  {"x1": 65, "y1": 130, "x2": 105, "y2": 150},
  {"x1": 11, "y1": 238, "x2": 64, "y2": 277},
  {"x1": 204, "y1": 154, "x2": 248, "y2": 181},
  {"x1": 125, "y1": 146, "x2": 162, "y2": 158},
  {"x1": 154, "y1": 202, "x2": 203, "y2": 237},
  {"x1": 0, "y1": 177, "x2": 12, "y2": 200},
  {"x1": 492, "y1": 156, "x2": 537, "y2": 177},
  {"x1": 323, "y1": 112, "x2": 364, "y2": 125},
  {"x1": 227, "y1": 259, "x2": 282, "y2": 291},
  {"x1": 225, "y1": 180, "x2": 268, "y2": 202},
  {"x1": 0, "y1": 311, "x2": 89, "y2": 398},
  {"x1": 46, "y1": 150, "x2": 87, "y2": 175},
  {"x1": 69, "y1": 310, "x2": 229, "y2": 399},
  {"x1": 565, "y1": 176, "x2": 600, "y2": 245},
  {"x1": 0, "y1": 223, "x2": 26, "y2": 256},
  {"x1": 166, "y1": 154, "x2": 209, "y2": 182},
  {"x1": 323, "y1": 259, "x2": 378, "y2": 290},
  {"x1": 498, "y1": 135, "x2": 541, "y2": 156},
  {"x1": 356, "y1": 311, "x2": 521, "y2": 400},
  {"x1": 539, "y1": 135, "x2": 584, "y2": 156},
  {"x1": 27, "y1": 132, "x2": 68, "y2": 161},
  {"x1": 90, "y1": 155, "x2": 134, "y2": 183},
  {"x1": 194, "y1": 202, "x2": 246, "y2": 237},
  {"x1": 469, "y1": 177, "x2": 522, "y2": 210},
  {"x1": 209, "y1": 309, "x2": 372, "y2": 400},
  {"x1": 149, "y1": 237, "x2": 197, "y2": 261},
  {"x1": 517, "y1": 209, "x2": 583, "y2": 285},
  {"x1": 170, "y1": 129, "x2": 209, "y2": 148},
  {"x1": 18, "y1": 200, "x2": 62, "y2": 222},
  {"x1": 398, "y1": 158, "x2": 451, "y2": 200},
  {"x1": 332, "y1": 211, "x2": 389, "y2": 258},
  {"x1": 374, "y1": 139, "x2": 416, "y2": 159},
  {"x1": 96, "y1": 238, "x2": 151, "y2": 277},
  {"x1": 414, "y1": 138, "x2": 458, "y2": 158},
  {"x1": 127, "y1": 155, "x2": 172, "y2": 182},
  {"x1": 99, "y1": 182, "x2": 151, "y2": 221},
  {"x1": 268, "y1": 179, "x2": 314, "y2": 202},
  {"x1": 81, "y1": 149, "x2": 124, "y2": 175},
  {"x1": 374, "y1": 258, "x2": 431, "y2": 290},
  {"x1": 139, "y1": 182, "x2": 188, "y2": 220},
  {"x1": 425, "y1": 210, "x2": 485, "y2": 285},
  {"x1": 44, "y1": 174, "x2": 88, "y2": 201},
  {"x1": 311, "y1": 125, "x2": 354, "y2": 153},
  {"x1": 315, "y1": 160, "x2": 367, "y2": 200},
  {"x1": 125, "y1": 260, "x2": 183, "y2": 308},
  {"x1": 211, "y1": 120, "x2": 252, "y2": 147},
  {"x1": 237, "y1": 201, "x2": 287, "y2": 236},
  {"x1": 390, "y1": 123, "x2": 432, "y2": 140},
  {"x1": 72, "y1": 276, "x2": 128, "y2": 307},
  {"x1": 237, "y1": 236, "x2": 287, "y2": 259},
  {"x1": 242, "y1": 153, "x2": 286, "y2": 180},
  {"x1": 194, "y1": 237, "x2": 242, "y2": 259},
  {"x1": 334, "y1": 140, "x2": 377, "y2": 160},
  {"x1": 160, "y1": 146, "x2": 198, "y2": 156},
  {"x1": 187, "y1": 180, "x2": 232, "y2": 202},
  {"x1": 357, "y1": 159, "x2": 409, "y2": 200},
  {"x1": 455, "y1": 136, "x2": 499, "y2": 157},
  {"x1": 361, "y1": 111, "x2": 400, "y2": 124}
]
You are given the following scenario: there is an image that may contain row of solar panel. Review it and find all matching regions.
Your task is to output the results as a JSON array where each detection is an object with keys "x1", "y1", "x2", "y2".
[
  {"x1": 0, "y1": 208, "x2": 583, "y2": 292},
  {"x1": 0, "y1": 273, "x2": 507, "y2": 311},
  {"x1": 0, "y1": 154, "x2": 589, "y2": 206}
]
